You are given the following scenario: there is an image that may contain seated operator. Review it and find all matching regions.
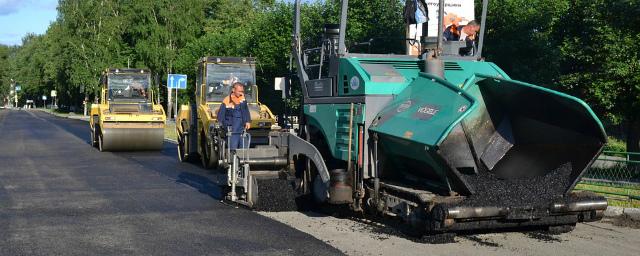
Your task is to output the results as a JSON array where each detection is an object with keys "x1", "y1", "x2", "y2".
[
  {"x1": 217, "y1": 82, "x2": 252, "y2": 150},
  {"x1": 443, "y1": 20, "x2": 480, "y2": 56}
]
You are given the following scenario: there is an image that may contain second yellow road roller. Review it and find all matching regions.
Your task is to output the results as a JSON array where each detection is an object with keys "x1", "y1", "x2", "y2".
[{"x1": 90, "y1": 68, "x2": 166, "y2": 151}]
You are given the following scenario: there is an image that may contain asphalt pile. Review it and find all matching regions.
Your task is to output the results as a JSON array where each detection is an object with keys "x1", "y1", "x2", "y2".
[
  {"x1": 420, "y1": 233, "x2": 456, "y2": 244},
  {"x1": 525, "y1": 231, "x2": 564, "y2": 242},
  {"x1": 460, "y1": 163, "x2": 573, "y2": 208},
  {"x1": 253, "y1": 178, "x2": 300, "y2": 212}
]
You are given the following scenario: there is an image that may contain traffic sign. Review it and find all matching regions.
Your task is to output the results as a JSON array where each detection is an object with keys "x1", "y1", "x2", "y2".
[
  {"x1": 168, "y1": 74, "x2": 187, "y2": 89},
  {"x1": 51, "y1": 90, "x2": 57, "y2": 97},
  {"x1": 42, "y1": 95, "x2": 47, "y2": 100},
  {"x1": 15, "y1": 85, "x2": 21, "y2": 91}
]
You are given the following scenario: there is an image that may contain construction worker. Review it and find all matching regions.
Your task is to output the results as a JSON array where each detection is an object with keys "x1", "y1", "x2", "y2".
[
  {"x1": 444, "y1": 20, "x2": 480, "y2": 56},
  {"x1": 218, "y1": 82, "x2": 251, "y2": 150},
  {"x1": 444, "y1": 20, "x2": 480, "y2": 41}
]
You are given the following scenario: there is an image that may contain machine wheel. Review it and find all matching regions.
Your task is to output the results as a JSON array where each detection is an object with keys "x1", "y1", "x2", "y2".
[
  {"x1": 200, "y1": 133, "x2": 219, "y2": 169},
  {"x1": 98, "y1": 134, "x2": 105, "y2": 152},
  {"x1": 312, "y1": 173, "x2": 330, "y2": 203},
  {"x1": 177, "y1": 133, "x2": 188, "y2": 162},
  {"x1": 90, "y1": 116, "x2": 99, "y2": 148},
  {"x1": 302, "y1": 125, "x2": 331, "y2": 205},
  {"x1": 90, "y1": 128, "x2": 97, "y2": 147}
]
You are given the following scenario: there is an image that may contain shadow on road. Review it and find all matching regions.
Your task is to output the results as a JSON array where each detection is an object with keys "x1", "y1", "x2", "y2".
[{"x1": 37, "y1": 110, "x2": 228, "y2": 201}]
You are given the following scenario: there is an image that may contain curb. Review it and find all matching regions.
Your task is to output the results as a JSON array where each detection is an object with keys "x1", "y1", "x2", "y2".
[
  {"x1": 38, "y1": 109, "x2": 89, "y2": 121},
  {"x1": 604, "y1": 206, "x2": 640, "y2": 221}
]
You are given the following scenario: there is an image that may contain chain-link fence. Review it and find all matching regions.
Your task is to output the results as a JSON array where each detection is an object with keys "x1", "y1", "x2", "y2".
[{"x1": 575, "y1": 151, "x2": 640, "y2": 208}]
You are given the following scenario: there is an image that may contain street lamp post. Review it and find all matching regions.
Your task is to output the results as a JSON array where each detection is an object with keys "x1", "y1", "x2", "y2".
[{"x1": 10, "y1": 79, "x2": 17, "y2": 108}]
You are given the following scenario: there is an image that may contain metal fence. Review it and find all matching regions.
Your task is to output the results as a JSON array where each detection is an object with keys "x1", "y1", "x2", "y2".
[{"x1": 576, "y1": 151, "x2": 640, "y2": 207}]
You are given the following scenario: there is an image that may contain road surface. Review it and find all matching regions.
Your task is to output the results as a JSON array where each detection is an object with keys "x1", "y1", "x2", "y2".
[
  {"x1": 1, "y1": 108, "x2": 639, "y2": 256},
  {"x1": 0, "y1": 109, "x2": 342, "y2": 256}
]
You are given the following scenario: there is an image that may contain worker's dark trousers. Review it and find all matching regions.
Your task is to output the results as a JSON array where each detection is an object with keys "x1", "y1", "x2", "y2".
[{"x1": 229, "y1": 133, "x2": 248, "y2": 150}]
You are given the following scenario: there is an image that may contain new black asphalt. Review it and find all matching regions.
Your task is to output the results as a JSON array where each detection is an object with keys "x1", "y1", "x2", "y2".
[{"x1": 0, "y1": 109, "x2": 342, "y2": 256}]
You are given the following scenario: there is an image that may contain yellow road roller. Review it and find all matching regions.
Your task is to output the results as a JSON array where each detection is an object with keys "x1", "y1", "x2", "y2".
[
  {"x1": 90, "y1": 68, "x2": 166, "y2": 151},
  {"x1": 176, "y1": 57, "x2": 279, "y2": 167}
]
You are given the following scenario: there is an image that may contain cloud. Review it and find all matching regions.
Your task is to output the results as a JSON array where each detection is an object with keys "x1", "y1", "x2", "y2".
[
  {"x1": 0, "y1": 0, "x2": 55, "y2": 16},
  {"x1": 0, "y1": 0, "x2": 25, "y2": 15}
]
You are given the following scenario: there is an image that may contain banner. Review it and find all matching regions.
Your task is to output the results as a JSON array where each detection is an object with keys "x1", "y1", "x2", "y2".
[
  {"x1": 406, "y1": 0, "x2": 475, "y2": 55},
  {"x1": 425, "y1": 0, "x2": 475, "y2": 37}
]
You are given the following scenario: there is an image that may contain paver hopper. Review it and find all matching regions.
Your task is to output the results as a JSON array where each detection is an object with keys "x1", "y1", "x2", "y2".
[{"x1": 369, "y1": 73, "x2": 607, "y2": 231}]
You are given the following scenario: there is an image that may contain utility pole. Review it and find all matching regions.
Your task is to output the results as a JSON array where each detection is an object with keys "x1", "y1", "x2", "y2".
[
  {"x1": 174, "y1": 85, "x2": 178, "y2": 121},
  {"x1": 167, "y1": 82, "x2": 173, "y2": 120}
]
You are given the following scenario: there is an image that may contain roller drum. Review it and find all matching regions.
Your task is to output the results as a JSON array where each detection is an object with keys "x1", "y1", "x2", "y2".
[{"x1": 100, "y1": 126, "x2": 164, "y2": 151}]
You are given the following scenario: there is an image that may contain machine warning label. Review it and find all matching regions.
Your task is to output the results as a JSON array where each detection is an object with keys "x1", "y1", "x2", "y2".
[
  {"x1": 413, "y1": 104, "x2": 440, "y2": 120},
  {"x1": 396, "y1": 100, "x2": 413, "y2": 113}
]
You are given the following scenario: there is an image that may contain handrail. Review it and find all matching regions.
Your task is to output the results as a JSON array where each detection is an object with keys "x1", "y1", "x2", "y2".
[{"x1": 603, "y1": 150, "x2": 640, "y2": 156}]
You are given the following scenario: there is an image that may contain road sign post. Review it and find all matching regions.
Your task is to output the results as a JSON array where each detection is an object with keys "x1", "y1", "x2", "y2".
[
  {"x1": 51, "y1": 90, "x2": 57, "y2": 108},
  {"x1": 167, "y1": 74, "x2": 187, "y2": 120}
]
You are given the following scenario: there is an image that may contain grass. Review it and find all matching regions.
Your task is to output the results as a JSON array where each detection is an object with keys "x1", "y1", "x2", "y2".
[
  {"x1": 40, "y1": 108, "x2": 71, "y2": 117},
  {"x1": 164, "y1": 121, "x2": 177, "y2": 141},
  {"x1": 574, "y1": 182, "x2": 640, "y2": 208}
]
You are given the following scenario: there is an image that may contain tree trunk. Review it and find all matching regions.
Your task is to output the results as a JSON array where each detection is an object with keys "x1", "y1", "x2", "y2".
[
  {"x1": 626, "y1": 119, "x2": 640, "y2": 176},
  {"x1": 627, "y1": 119, "x2": 640, "y2": 153}
]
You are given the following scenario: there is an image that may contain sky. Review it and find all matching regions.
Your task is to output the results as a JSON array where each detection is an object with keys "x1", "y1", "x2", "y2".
[{"x1": 0, "y1": 0, "x2": 58, "y2": 46}]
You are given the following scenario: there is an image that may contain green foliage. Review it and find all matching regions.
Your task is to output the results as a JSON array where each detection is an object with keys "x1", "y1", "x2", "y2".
[
  {"x1": 553, "y1": 0, "x2": 640, "y2": 152},
  {"x1": 2, "y1": 0, "x2": 638, "y2": 154},
  {"x1": 0, "y1": 45, "x2": 13, "y2": 104},
  {"x1": 604, "y1": 136, "x2": 627, "y2": 153},
  {"x1": 484, "y1": 0, "x2": 569, "y2": 86},
  {"x1": 482, "y1": 0, "x2": 640, "y2": 152},
  {"x1": 2, "y1": 0, "x2": 408, "y2": 112}
]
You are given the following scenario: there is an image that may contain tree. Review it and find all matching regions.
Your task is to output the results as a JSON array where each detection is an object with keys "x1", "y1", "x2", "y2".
[
  {"x1": 483, "y1": 0, "x2": 569, "y2": 86},
  {"x1": 555, "y1": 0, "x2": 640, "y2": 152},
  {"x1": 124, "y1": 0, "x2": 208, "y2": 108},
  {"x1": 0, "y1": 45, "x2": 13, "y2": 105}
]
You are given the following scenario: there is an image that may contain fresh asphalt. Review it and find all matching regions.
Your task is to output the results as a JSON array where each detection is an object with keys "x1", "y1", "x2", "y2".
[{"x1": 0, "y1": 109, "x2": 342, "y2": 256}]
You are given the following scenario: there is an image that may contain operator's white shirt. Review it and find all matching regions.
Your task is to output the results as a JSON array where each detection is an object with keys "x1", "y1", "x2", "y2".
[{"x1": 460, "y1": 30, "x2": 469, "y2": 41}]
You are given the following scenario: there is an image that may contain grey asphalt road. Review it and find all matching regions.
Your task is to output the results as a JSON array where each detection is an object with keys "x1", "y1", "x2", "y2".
[{"x1": 0, "y1": 109, "x2": 342, "y2": 256}]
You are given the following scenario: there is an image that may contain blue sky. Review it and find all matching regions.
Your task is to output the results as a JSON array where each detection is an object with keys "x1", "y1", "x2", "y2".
[{"x1": 0, "y1": 0, "x2": 58, "y2": 46}]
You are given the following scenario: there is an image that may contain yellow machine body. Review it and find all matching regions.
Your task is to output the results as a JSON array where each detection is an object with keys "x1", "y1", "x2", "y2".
[
  {"x1": 176, "y1": 57, "x2": 278, "y2": 166},
  {"x1": 90, "y1": 68, "x2": 166, "y2": 151}
]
